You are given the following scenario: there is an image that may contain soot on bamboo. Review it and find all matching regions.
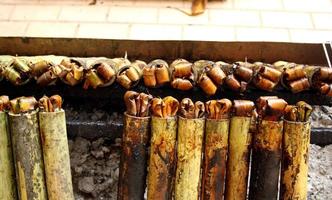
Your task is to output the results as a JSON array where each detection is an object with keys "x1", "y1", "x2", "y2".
[
  {"x1": 249, "y1": 96, "x2": 287, "y2": 200},
  {"x1": 202, "y1": 99, "x2": 231, "y2": 200},
  {"x1": 281, "y1": 101, "x2": 312, "y2": 200}
]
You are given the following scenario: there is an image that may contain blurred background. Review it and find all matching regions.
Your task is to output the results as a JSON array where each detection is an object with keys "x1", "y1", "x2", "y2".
[{"x1": 0, "y1": 0, "x2": 331, "y2": 43}]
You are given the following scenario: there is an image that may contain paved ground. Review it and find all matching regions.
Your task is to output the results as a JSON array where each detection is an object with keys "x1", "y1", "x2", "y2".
[{"x1": 0, "y1": 0, "x2": 331, "y2": 43}]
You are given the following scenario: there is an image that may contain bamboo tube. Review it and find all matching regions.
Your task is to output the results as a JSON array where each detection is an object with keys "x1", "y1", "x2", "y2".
[
  {"x1": 249, "y1": 97, "x2": 287, "y2": 200},
  {"x1": 249, "y1": 120, "x2": 283, "y2": 200},
  {"x1": 175, "y1": 116, "x2": 205, "y2": 200},
  {"x1": 201, "y1": 118, "x2": 229, "y2": 200},
  {"x1": 2, "y1": 57, "x2": 31, "y2": 85},
  {"x1": 281, "y1": 120, "x2": 310, "y2": 200},
  {"x1": 194, "y1": 60, "x2": 226, "y2": 96},
  {"x1": 116, "y1": 60, "x2": 146, "y2": 89},
  {"x1": 147, "y1": 96, "x2": 178, "y2": 200},
  {"x1": 59, "y1": 57, "x2": 85, "y2": 86},
  {"x1": 9, "y1": 110, "x2": 47, "y2": 200},
  {"x1": 201, "y1": 99, "x2": 231, "y2": 200},
  {"x1": 143, "y1": 59, "x2": 170, "y2": 88},
  {"x1": 170, "y1": 59, "x2": 196, "y2": 91},
  {"x1": 253, "y1": 65, "x2": 281, "y2": 91},
  {"x1": 0, "y1": 111, "x2": 17, "y2": 200},
  {"x1": 280, "y1": 101, "x2": 312, "y2": 200},
  {"x1": 224, "y1": 100, "x2": 254, "y2": 200},
  {"x1": 83, "y1": 59, "x2": 117, "y2": 89},
  {"x1": 118, "y1": 113, "x2": 150, "y2": 200},
  {"x1": 147, "y1": 116, "x2": 177, "y2": 200},
  {"x1": 38, "y1": 95, "x2": 74, "y2": 200},
  {"x1": 279, "y1": 65, "x2": 310, "y2": 93}
]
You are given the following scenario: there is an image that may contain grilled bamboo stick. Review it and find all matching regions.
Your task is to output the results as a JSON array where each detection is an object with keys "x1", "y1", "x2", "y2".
[
  {"x1": 281, "y1": 101, "x2": 312, "y2": 200},
  {"x1": 278, "y1": 64, "x2": 310, "y2": 93},
  {"x1": 249, "y1": 97, "x2": 287, "y2": 200},
  {"x1": 2, "y1": 57, "x2": 31, "y2": 85},
  {"x1": 59, "y1": 58, "x2": 85, "y2": 86},
  {"x1": 118, "y1": 113, "x2": 150, "y2": 200},
  {"x1": 175, "y1": 116, "x2": 205, "y2": 200},
  {"x1": 202, "y1": 99, "x2": 231, "y2": 200},
  {"x1": 147, "y1": 96, "x2": 178, "y2": 200},
  {"x1": 83, "y1": 59, "x2": 117, "y2": 89},
  {"x1": 170, "y1": 59, "x2": 196, "y2": 91},
  {"x1": 9, "y1": 104, "x2": 47, "y2": 200},
  {"x1": 117, "y1": 60, "x2": 146, "y2": 89},
  {"x1": 175, "y1": 98, "x2": 205, "y2": 200},
  {"x1": 253, "y1": 64, "x2": 281, "y2": 91},
  {"x1": 0, "y1": 98, "x2": 17, "y2": 200},
  {"x1": 38, "y1": 95, "x2": 74, "y2": 200},
  {"x1": 143, "y1": 59, "x2": 170, "y2": 88},
  {"x1": 224, "y1": 100, "x2": 254, "y2": 200},
  {"x1": 118, "y1": 91, "x2": 152, "y2": 200},
  {"x1": 194, "y1": 60, "x2": 226, "y2": 96}
]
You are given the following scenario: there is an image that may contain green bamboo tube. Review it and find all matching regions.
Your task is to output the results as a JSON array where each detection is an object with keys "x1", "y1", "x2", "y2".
[
  {"x1": 175, "y1": 116, "x2": 205, "y2": 200},
  {"x1": 9, "y1": 110, "x2": 47, "y2": 200},
  {"x1": 201, "y1": 118, "x2": 229, "y2": 200},
  {"x1": 147, "y1": 116, "x2": 177, "y2": 200},
  {"x1": 39, "y1": 110, "x2": 74, "y2": 200},
  {"x1": 118, "y1": 113, "x2": 150, "y2": 200},
  {"x1": 249, "y1": 120, "x2": 283, "y2": 200},
  {"x1": 0, "y1": 111, "x2": 17, "y2": 200},
  {"x1": 281, "y1": 120, "x2": 310, "y2": 200},
  {"x1": 224, "y1": 116, "x2": 252, "y2": 200}
]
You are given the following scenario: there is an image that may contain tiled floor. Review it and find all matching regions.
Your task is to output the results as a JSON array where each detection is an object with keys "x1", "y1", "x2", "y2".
[{"x1": 0, "y1": 0, "x2": 331, "y2": 43}]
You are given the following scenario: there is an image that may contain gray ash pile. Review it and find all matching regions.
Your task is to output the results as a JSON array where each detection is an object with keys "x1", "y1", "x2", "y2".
[{"x1": 69, "y1": 137, "x2": 121, "y2": 200}]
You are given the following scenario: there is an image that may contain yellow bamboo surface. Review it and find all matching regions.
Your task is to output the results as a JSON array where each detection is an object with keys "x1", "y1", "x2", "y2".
[
  {"x1": 281, "y1": 120, "x2": 310, "y2": 200},
  {"x1": 175, "y1": 116, "x2": 205, "y2": 200},
  {"x1": 39, "y1": 110, "x2": 74, "y2": 200},
  {"x1": 0, "y1": 112, "x2": 17, "y2": 200},
  {"x1": 225, "y1": 116, "x2": 251, "y2": 200},
  {"x1": 202, "y1": 118, "x2": 229, "y2": 200},
  {"x1": 9, "y1": 111, "x2": 47, "y2": 200},
  {"x1": 147, "y1": 116, "x2": 177, "y2": 200}
]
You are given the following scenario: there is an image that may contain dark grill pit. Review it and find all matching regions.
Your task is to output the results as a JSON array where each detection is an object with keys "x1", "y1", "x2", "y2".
[{"x1": 1, "y1": 37, "x2": 332, "y2": 199}]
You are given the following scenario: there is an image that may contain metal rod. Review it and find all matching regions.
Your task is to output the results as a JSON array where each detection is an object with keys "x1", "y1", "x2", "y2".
[{"x1": 322, "y1": 42, "x2": 331, "y2": 68}]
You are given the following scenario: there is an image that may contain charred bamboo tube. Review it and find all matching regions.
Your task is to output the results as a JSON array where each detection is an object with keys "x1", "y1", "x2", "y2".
[
  {"x1": 59, "y1": 58, "x2": 85, "y2": 86},
  {"x1": 201, "y1": 99, "x2": 231, "y2": 200},
  {"x1": 249, "y1": 97, "x2": 287, "y2": 200},
  {"x1": 224, "y1": 100, "x2": 254, "y2": 200},
  {"x1": 175, "y1": 116, "x2": 205, "y2": 200},
  {"x1": 281, "y1": 120, "x2": 310, "y2": 200},
  {"x1": 194, "y1": 60, "x2": 225, "y2": 96},
  {"x1": 143, "y1": 59, "x2": 170, "y2": 88},
  {"x1": 280, "y1": 65, "x2": 310, "y2": 93},
  {"x1": 0, "y1": 110, "x2": 17, "y2": 200},
  {"x1": 118, "y1": 113, "x2": 150, "y2": 200},
  {"x1": 83, "y1": 59, "x2": 117, "y2": 89},
  {"x1": 280, "y1": 101, "x2": 312, "y2": 200},
  {"x1": 305, "y1": 66, "x2": 332, "y2": 95},
  {"x1": 222, "y1": 62, "x2": 253, "y2": 92},
  {"x1": 147, "y1": 116, "x2": 177, "y2": 200},
  {"x1": 147, "y1": 96, "x2": 178, "y2": 200},
  {"x1": 2, "y1": 57, "x2": 31, "y2": 85},
  {"x1": 117, "y1": 60, "x2": 146, "y2": 89},
  {"x1": 9, "y1": 110, "x2": 47, "y2": 200},
  {"x1": 253, "y1": 65, "x2": 281, "y2": 91},
  {"x1": 170, "y1": 59, "x2": 196, "y2": 91},
  {"x1": 249, "y1": 120, "x2": 283, "y2": 200},
  {"x1": 38, "y1": 95, "x2": 74, "y2": 200}
]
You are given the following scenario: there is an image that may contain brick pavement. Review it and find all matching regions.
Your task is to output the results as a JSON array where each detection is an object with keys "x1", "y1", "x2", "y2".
[{"x1": 0, "y1": 0, "x2": 331, "y2": 43}]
